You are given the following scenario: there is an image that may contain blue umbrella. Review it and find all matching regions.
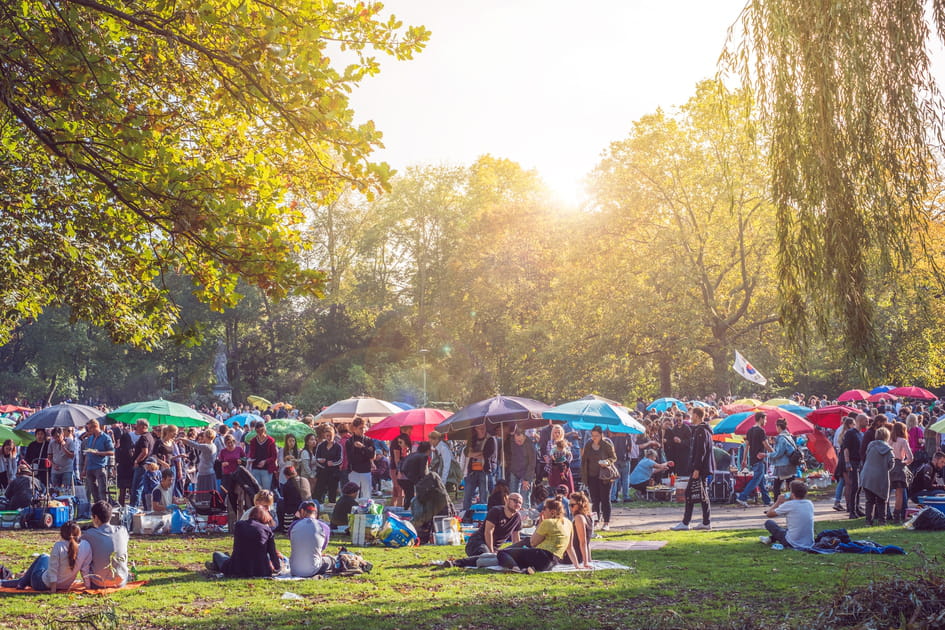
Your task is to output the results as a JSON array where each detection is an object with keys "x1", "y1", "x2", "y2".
[
  {"x1": 688, "y1": 400, "x2": 712, "y2": 408},
  {"x1": 778, "y1": 404, "x2": 813, "y2": 418},
  {"x1": 712, "y1": 411, "x2": 754, "y2": 434},
  {"x1": 543, "y1": 400, "x2": 644, "y2": 434},
  {"x1": 869, "y1": 385, "x2": 896, "y2": 394},
  {"x1": 225, "y1": 413, "x2": 263, "y2": 427},
  {"x1": 392, "y1": 401, "x2": 416, "y2": 411},
  {"x1": 647, "y1": 398, "x2": 688, "y2": 412}
]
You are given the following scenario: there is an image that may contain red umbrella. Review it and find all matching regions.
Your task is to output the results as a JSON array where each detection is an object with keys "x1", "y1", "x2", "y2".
[
  {"x1": 888, "y1": 386, "x2": 938, "y2": 401},
  {"x1": 720, "y1": 403, "x2": 755, "y2": 416},
  {"x1": 734, "y1": 407, "x2": 815, "y2": 436},
  {"x1": 866, "y1": 392, "x2": 897, "y2": 403},
  {"x1": 365, "y1": 408, "x2": 453, "y2": 441},
  {"x1": 0, "y1": 405, "x2": 33, "y2": 413},
  {"x1": 837, "y1": 389, "x2": 870, "y2": 402},
  {"x1": 808, "y1": 405, "x2": 860, "y2": 430}
]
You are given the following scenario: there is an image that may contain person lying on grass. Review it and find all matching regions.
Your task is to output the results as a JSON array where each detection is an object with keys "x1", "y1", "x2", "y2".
[
  {"x1": 444, "y1": 492, "x2": 524, "y2": 568},
  {"x1": 760, "y1": 480, "x2": 815, "y2": 550},
  {"x1": 1, "y1": 521, "x2": 91, "y2": 592},
  {"x1": 207, "y1": 506, "x2": 283, "y2": 578}
]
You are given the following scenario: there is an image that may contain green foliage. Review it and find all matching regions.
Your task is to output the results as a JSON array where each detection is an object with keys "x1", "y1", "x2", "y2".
[{"x1": 0, "y1": 0, "x2": 429, "y2": 348}]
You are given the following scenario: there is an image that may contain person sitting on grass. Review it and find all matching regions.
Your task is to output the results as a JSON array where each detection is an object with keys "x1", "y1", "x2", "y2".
[
  {"x1": 239, "y1": 489, "x2": 279, "y2": 530},
  {"x1": 561, "y1": 492, "x2": 592, "y2": 569},
  {"x1": 331, "y1": 481, "x2": 361, "y2": 528},
  {"x1": 84, "y1": 501, "x2": 130, "y2": 589},
  {"x1": 496, "y1": 498, "x2": 578, "y2": 573},
  {"x1": 628, "y1": 450, "x2": 673, "y2": 499},
  {"x1": 0, "y1": 462, "x2": 43, "y2": 511},
  {"x1": 288, "y1": 501, "x2": 332, "y2": 577},
  {"x1": 446, "y1": 492, "x2": 524, "y2": 568},
  {"x1": 207, "y1": 506, "x2": 282, "y2": 578},
  {"x1": 1, "y1": 521, "x2": 91, "y2": 592},
  {"x1": 151, "y1": 468, "x2": 186, "y2": 513},
  {"x1": 760, "y1": 480, "x2": 815, "y2": 550}
]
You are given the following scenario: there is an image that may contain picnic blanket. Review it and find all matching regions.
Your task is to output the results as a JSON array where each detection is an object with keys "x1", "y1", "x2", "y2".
[
  {"x1": 590, "y1": 540, "x2": 667, "y2": 551},
  {"x1": 484, "y1": 560, "x2": 630, "y2": 572},
  {"x1": 0, "y1": 580, "x2": 147, "y2": 595}
]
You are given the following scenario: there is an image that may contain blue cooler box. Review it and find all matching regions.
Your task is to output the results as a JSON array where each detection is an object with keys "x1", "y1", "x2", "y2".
[
  {"x1": 22, "y1": 506, "x2": 71, "y2": 529},
  {"x1": 920, "y1": 496, "x2": 945, "y2": 516}
]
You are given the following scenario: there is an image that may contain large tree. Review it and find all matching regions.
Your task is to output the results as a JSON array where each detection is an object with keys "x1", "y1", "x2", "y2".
[
  {"x1": 0, "y1": 0, "x2": 428, "y2": 347},
  {"x1": 727, "y1": 0, "x2": 943, "y2": 363}
]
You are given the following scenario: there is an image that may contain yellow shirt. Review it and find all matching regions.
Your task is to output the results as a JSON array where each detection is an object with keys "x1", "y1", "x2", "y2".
[{"x1": 535, "y1": 517, "x2": 573, "y2": 559}]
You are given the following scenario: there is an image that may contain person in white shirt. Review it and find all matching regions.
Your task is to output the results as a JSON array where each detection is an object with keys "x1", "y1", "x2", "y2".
[
  {"x1": 288, "y1": 501, "x2": 332, "y2": 577},
  {"x1": 761, "y1": 480, "x2": 815, "y2": 549},
  {"x1": 1, "y1": 521, "x2": 92, "y2": 592}
]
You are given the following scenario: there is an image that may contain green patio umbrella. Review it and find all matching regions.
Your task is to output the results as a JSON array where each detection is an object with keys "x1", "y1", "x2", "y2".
[
  {"x1": 0, "y1": 425, "x2": 34, "y2": 446},
  {"x1": 106, "y1": 399, "x2": 211, "y2": 428},
  {"x1": 263, "y1": 419, "x2": 312, "y2": 446}
]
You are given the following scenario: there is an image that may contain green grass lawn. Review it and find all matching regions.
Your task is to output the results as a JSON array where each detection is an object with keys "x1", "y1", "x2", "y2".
[{"x1": 0, "y1": 520, "x2": 941, "y2": 630}]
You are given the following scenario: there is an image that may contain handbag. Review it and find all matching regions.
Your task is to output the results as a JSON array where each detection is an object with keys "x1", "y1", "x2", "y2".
[{"x1": 598, "y1": 459, "x2": 619, "y2": 482}]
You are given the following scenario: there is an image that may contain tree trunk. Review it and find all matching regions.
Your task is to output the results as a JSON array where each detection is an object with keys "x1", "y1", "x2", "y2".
[
  {"x1": 658, "y1": 354, "x2": 672, "y2": 396},
  {"x1": 44, "y1": 373, "x2": 59, "y2": 406}
]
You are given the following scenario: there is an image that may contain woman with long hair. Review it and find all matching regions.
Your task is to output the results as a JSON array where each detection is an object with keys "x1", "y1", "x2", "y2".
[
  {"x1": 1, "y1": 521, "x2": 91, "y2": 592},
  {"x1": 496, "y1": 498, "x2": 578, "y2": 573},
  {"x1": 544, "y1": 424, "x2": 573, "y2": 494},
  {"x1": 887, "y1": 421, "x2": 914, "y2": 522},
  {"x1": 298, "y1": 433, "x2": 319, "y2": 491},
  {"x1": 565, "y1": 492, "x2": 593, "y2": 569},
  {"x1": 313, "y1": 424, "x2": 343, "y2": 504},
  {"x1": 581, "y1": 426, "x2": 617, "y2": 531},
  {"x1": 278, "y1": 434, "x2": 300, "y2": 487},
  {"x1": 389, "y1": 427, "x2": 412, "y2": 507},
  {"x1": 0, "y1": 439, "x2": 17, "y2": 489}
]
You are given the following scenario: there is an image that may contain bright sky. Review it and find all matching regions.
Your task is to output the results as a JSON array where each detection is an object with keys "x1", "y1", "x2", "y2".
[{"x1": 349, "y1": 0, "x2": 749, "y2": 206}]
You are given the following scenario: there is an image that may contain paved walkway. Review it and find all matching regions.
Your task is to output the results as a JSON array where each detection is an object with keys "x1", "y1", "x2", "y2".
[{"x1": 606, "y1": 498, "x2": 849, "y2": 532}]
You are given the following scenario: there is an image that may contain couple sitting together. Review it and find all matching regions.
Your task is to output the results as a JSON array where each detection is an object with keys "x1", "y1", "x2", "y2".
[{"x1": 445, "y1": 491, "x2": 593, "y2": 573}]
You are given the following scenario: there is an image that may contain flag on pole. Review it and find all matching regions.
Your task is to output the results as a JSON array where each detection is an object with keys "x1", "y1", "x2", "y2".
[{"x1": 733, "y1": 351, "x2": 767, "y2": 386}]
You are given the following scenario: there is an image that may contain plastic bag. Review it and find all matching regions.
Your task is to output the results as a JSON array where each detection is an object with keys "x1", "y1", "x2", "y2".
[{"x1": 377, "y1": 513, "x2": 418, "y2": 548}]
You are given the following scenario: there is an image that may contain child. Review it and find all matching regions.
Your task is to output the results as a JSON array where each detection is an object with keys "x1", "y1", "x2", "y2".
[
  {"x1": 1, "y1": 521, "x2": 91, "y2": 592},
  {"x1": 331, "y1": 481, "x2": 360, "y2": 528},
  {"x1": 141, "y1": 458, "x2": 162, "y2": 511},
  {"x1": 551, "y1": 440, "x2": 570, "y2": 465}
]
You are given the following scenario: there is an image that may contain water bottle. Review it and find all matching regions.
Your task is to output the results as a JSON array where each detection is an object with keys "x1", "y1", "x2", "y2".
[{"x1": 771, "y1": 543, "x2": 784, "y2": 551}]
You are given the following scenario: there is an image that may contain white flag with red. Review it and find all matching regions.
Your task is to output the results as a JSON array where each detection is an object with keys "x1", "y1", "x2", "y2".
[{"x1": 733, "y1": 351, "x2": 767, "y2": 386}]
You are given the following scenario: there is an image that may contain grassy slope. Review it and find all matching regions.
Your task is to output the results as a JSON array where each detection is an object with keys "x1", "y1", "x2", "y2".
[{"x1": 0, "y1": 521, "x2": 940, "y2": 630}]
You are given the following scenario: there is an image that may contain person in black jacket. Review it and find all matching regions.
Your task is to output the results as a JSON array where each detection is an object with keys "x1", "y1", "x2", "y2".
[
  {"x1": 400, "y1": 442, "x2": 431, "y2": 509},
  {"x1": 910, "y1": 451, "x2": 945, "y2": 504},
  {"x1": 671, "y1": 407, "x2": 714, "y2": 531},
  {"x1": 0, "y1": 463, "x2": 43, "y2": 510},
  {"x1": 344, "y1": 417, "x2": 375, "y2": 499},
  {"x1": 206, "y1": 506, "x2": 282, "y2": 577}
]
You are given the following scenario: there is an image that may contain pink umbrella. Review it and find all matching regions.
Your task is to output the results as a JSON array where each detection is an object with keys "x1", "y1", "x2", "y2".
[
  {"x1": 837, "y1": 389, "x2": 870, "y2": 402},
  {"x1": 365, "y1": 408, "x2": 453, "y2": 441},
  {"x1": 734, "y1": 407, "x2": 815, "y2": 436},
  {"x1": 866, "y1": 392, "x2": 897, "y2": 403},
  {"x1": 808, "y1": 405, "x2": 860, "y2": 430},
  {"x1": 888, "y1": 386, "x2": 938, "y2": 401}
]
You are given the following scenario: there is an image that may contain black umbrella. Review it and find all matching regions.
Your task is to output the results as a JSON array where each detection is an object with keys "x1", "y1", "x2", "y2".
[
  {"x1": 433, "y1": 395, "x2": 554, "y2": 439},
  {"x1": 15, "y1": 403, "x2": 104, "y2": 430}
]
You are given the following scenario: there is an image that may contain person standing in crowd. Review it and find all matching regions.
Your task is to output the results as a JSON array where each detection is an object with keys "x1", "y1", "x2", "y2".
[
  {"x1": 608, "y1": 430, "x2": 631, "y2": 504},
  {"x1": 24, "y1": 428, "x2": 52, "y2": 489},
  {"x1": 345, "y1": 417, "x2": 375, "y2": 499},
  {"x1": 81, "y1": 419, "x2": 114, "y2": 504},
  {"x1": 428, "y1": 431, "x2": 453, "y2": 483},
  {"x1": 129, "y1": 419, "x2": 155, "y2": 508},
  {"x1": 48, "y1": 427, "x2": 76, "y2": 494},
  {"x1": 667, "y1": 414, "x2": 692, "y2": 477},
  {"x1": 768, "y1": 418, "x2": 798, "y2": 502},
  {"x1": 735, "y1": 412, "x2": 772, "y2": 508},
  {"x1": 114, "y1": 426, "x2": 136, "y2": 506},
  {"x1": 671, "y1": 406, "x2": 714, "y2": 531},
  {"x1": 247, "y1": 422, "x2": 278, "y2": 492},
  {"x1": 860, "y1": 426, "x2": 894, "y2": 526},
  {"x1": 0, "y1": 440, "x2": 17, "y2": 489},
  {"x1": 504, "y1": 429, "x2": 536, "y2": 508},
  {"x1": 298, "y1": 433, "x2": 319, "y2": 493},
  {"x1": 462, "y1": 424, "x2": 496, "y2": 510},
  {"x1": 843, "y1": 414, "x2": 867, "y2": 519},
  {"x1": 389, "y1": 426, "x2": 412, "y2": 508},
  {"x1": 184, "y1": 429, "x2": 218, "y2": 494},
  {"x1": 581, "y1": 426, "x2": 617, "y2": 530},
  {"x1": 84, "y1": 501, "x2": 130, "y2": 589},
  {"x1": 277, "y1": 434, "x2": 300, "y2": 487},
  {"x1": 888, "y1": 421, "x2": 914, "y2": 522},
  {"x1": 399, "y1": 441, "x2": 430, "y2": 509}
]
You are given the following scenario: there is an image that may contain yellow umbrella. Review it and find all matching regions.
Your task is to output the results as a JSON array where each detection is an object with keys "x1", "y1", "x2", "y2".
[
  {"x1": 764, "y1": 398, "x2": 794, "y2": 407},
  {"x1": 247, "y1": 395, "x2": 272, "y2": 410},
  {"x1": 732, "y1": 398, "x2": 763, "y2": 407}
]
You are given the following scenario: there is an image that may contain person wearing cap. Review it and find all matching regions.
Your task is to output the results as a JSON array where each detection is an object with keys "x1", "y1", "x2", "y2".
[
  {"x1": 331, "y1": 481, "x2": 360, "y2": 527},
  {"x1": 0, "y1": 462, "x2": 43, "y2": 510},
  {"x1": 288, "y1": 501, "x2": 332, "y2": 577}
]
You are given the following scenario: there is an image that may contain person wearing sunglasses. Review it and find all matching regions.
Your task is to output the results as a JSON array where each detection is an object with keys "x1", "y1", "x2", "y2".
[{"x1": 444, "y1": 493, "x2": 524, "y2": 568}]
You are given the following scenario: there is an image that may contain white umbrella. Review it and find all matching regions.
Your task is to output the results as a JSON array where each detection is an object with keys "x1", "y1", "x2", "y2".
[{"x1": 316, "y1": 396, "x2": 402, "y2": 421}]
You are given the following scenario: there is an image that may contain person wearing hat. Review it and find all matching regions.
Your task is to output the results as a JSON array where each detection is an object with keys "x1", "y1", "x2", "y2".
[
  {"x1": 331, "y1": 481, "x2": 361, "y2": 527},
  {"x1": 288, "y1": 500, "x2": 332, "y2": 577},
  {"x1": 0, "y1": 462, "x2": 43, "y2": 510}
]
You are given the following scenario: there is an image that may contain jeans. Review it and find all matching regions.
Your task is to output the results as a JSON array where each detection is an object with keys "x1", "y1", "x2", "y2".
[
  {"x1": 586, "y1": 475, "x2": 612, "y2": 523},
  {"x1": 764, "y1": 520, "x2": 791, "y2": 547},
  {"x1": 1, "y1": 553, "x2": 49, "y2": 590},
  {"x1": 251, "y1": 469, "x2": 273, "y2": 493},
  {"x1": 348, "y1": 471, "x2": 373, "y2": 499},
  {"x1": 51, "y1": 470, "x2": 74, "y2": 493},
  {"x1": 508, "y1": 473, "x2": 532, "y2": 508},
  {"x1": 737, "y1": 460, "x2": 771, "y2": 505},
  {"x1": 610, "y1": 460, "x2": 631, "y2": 502},
  {"x1": 834, "y1": 477, "x2": 845, "y2": 504},
  {"x1": 462, "y1": 470, "x2": 489, "y2": 510},
  {"x1": 131, "y1": 466, "x2": 146, "y2": 507},
  {"x1": 87, "y1": 468, "x2": 108, "y2": 504}
]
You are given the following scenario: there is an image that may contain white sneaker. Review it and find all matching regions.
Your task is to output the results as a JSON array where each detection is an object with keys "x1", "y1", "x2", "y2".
[
  {"x1": 735, "y1": 499, "x2": 749, "y2": 508},
  {"x1": 692, "y1": 523, "x2": 712, "y2": 531},
  {"x1": 600, "y1": 522, "x2": 610, "y2": 531},
  {"x1": 670, "y1": 522, "x2": 690, "y2": 531},
  {"x1": 759, "y1": 536, "x2": 771, "y2": 544}
]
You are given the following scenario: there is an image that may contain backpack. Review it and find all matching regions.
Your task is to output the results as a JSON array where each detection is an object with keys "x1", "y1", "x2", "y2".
[{"x1": 788, "y1": 446, "x2": 803, "y2": 467}]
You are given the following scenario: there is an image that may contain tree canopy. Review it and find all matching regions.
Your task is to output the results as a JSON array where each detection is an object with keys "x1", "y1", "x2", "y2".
[{"x1": 0, "y1": 0, "x2": 429, "y2": 347}]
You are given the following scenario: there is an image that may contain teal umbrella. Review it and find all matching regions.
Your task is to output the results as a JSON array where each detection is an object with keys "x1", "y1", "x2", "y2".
[
  {"x1": 106, "y1": 399, "x2": 210, "y2": 428},
  {"x1": 263, "y1": 419, "x2": 312, "y2": 446},
  {"x1": 543, "y1": 399, "x2": 644, "y2": 434}
]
